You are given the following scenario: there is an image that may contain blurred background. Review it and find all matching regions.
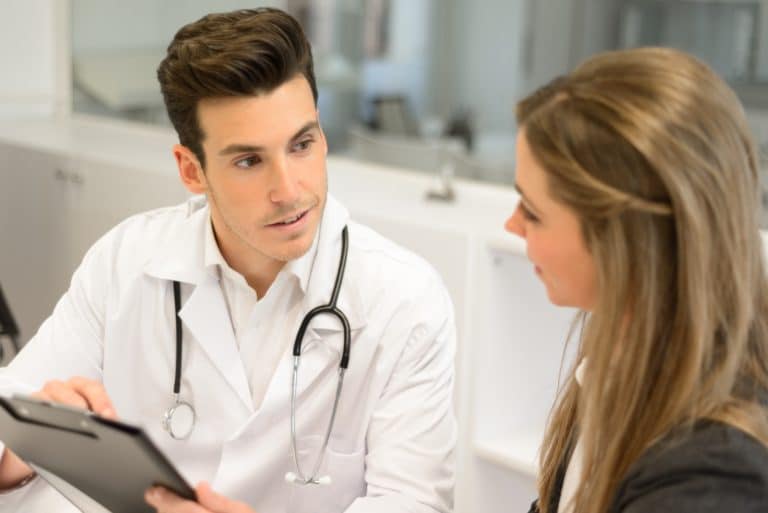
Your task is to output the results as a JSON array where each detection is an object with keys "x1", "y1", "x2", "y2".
[{"x1": 68, "y1": 0, "x2": 768, "y2": 204}]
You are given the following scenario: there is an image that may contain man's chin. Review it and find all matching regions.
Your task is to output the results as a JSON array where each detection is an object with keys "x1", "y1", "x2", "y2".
[{"x1": 270, "y1": 235, "x2": 315, "y2": 263}]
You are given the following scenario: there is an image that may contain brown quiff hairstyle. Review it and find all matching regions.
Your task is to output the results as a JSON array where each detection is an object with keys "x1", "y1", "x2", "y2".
[
  {"x1": 519, "y1": 47, "x2": 768, "y2": 513},
  {"x1": 157, "y1": 8, "x2": 318, "y2": 169}
]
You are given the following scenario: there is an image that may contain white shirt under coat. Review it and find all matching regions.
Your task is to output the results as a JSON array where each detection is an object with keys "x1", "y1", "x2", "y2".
[
  {"x1": 0, "y1": 194, "x2": 458, "y2": 513},
  {"x1": 558, "y1": 360, "x2": 587, "y2": 513},
  {"x1": 206, "y1": 211, "x2": 315, "y2": 411}
]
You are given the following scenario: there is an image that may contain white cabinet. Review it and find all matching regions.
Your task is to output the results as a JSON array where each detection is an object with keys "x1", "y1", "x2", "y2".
[
  {"x1": 464, "y1": 245, "x2": 576, "y2": 512},
  {"x1": 69, "y1": 155, "x2": 186, "y2": 261},
  {"x1": 0, "y1": 137, "x2": 187, "y2": 343},
  {"x1": 0, "y1": 142, "x2": 74, "y2": 341},
  {"x1": 0, "y1": 0, "x2": 68, "y2": 119}
]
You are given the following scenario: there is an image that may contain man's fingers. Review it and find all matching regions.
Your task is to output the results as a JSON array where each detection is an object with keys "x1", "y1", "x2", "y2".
[
  {"x1": 145, "y1": 486, "x2": 207, "y2": 513},
  {"x1": 67, "y1": 377, "x2": 116, "y2": 418},
  {"x1": 0, "y1": 447, "x2": 34, "y2": 489},
  {"x1": 37, "y1": 380, "x2": 90, "y2": 410},
  {"x1": 196, "y1": 482, "x2": 252, "y2": 513},
  {"x1": 144, "y1": 483, "x2": 254, "y2": 513},
  {"x1": 33, "y1": 377, "x2": 116, "y2": 418}
]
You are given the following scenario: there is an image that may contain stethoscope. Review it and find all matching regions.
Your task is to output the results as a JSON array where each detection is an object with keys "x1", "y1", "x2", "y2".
[{"x1": 163, "y1": 226, "x2": 351, "y2": 488}]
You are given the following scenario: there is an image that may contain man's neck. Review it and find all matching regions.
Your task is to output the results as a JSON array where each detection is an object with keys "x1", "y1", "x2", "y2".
[
  {"x1": 211, "y1": 225, "x2": 286, "y2": 300},
  {"x1": 235, "y1": 257, "x2": 285, "y2": 299}
]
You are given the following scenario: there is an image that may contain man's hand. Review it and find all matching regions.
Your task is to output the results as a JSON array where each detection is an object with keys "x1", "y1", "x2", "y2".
[
  {"x1": 146, "y1": 482, "x2": 256, "y2": 513},
  {"x1": 0, "y1": 448, "x2": 35, "y2": 489},
  {"x1": 33, "y1": 376, "x2": 116, "y2": 418},
  {"x1": 0, "y1": 376, "x2": 116, "y2": 490}
]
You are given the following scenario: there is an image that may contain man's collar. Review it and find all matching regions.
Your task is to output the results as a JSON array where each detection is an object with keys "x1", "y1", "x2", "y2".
[
  {"x1": 143, "y1": 196, "x2": 210, "y2": 285},
  {"x1": 201, "y1": 202, "x2": 326, "y2": 295},
  {"x1": 143, "y1": 195, "x2": 366, "y2": 330}
]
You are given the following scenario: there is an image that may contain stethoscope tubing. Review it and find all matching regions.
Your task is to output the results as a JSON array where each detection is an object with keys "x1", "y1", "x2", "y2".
[
  {"x1": 173, "y1": 280, "x2": 183, "y2": 395},
  {"x1": 292, "y1": 226, "x2": 351, "y2": 368},
  {"x1": 289, "y1": 226, "x2": 351, "y2": 485}
]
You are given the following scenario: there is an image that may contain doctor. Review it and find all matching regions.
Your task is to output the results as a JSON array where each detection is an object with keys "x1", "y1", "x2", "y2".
[{"x1": 0, "y1": 8, "x2": 456, "y2": 513}]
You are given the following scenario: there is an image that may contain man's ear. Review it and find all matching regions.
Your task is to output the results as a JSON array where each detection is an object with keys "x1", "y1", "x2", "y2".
[{"x1": 173, "y1": 144, "x2": 207, "y2": 195}]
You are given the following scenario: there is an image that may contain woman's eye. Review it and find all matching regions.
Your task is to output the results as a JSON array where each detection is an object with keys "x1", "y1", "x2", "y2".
[
  {"x1": 234, "y1": 156, "x2": 260, "y2": 169},
  {"x1": 519, "y1": 202, "x2": 540, "y2": 223}
]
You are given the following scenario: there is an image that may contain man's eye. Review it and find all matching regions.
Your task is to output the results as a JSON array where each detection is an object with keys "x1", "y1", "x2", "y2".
[
  {"x1": 293, "y1": 138, "x2": 313, "y2": 152},
  {"x1": 234, "y1": 156, "x2": 260, "y2": 169}
]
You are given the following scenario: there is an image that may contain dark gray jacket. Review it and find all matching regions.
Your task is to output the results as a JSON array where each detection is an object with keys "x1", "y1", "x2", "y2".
[{"x1": 528, "y1": 421, "x2": 768, "y2": 513}]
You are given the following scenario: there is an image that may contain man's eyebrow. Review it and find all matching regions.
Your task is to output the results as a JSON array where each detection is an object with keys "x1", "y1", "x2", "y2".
[
  {"x1": 218, "y1": 143, "x2": 264, "y2": 156},
  {"x1": 217, "y1": 121, "x2": 320, "y2": 157},
  {"x1": 291, "y1": 121, "x2": 320, "y2": 141}
]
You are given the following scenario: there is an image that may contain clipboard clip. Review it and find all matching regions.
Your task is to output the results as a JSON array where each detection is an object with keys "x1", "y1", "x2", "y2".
[{"x1": 2, "y1": 396, "x2": 98, "y2": 439}]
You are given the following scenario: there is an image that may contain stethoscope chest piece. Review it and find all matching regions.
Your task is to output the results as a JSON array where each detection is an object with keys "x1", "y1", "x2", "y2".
[{"x1": 163, "y1": 396, "x2": 195, "y2": 440}]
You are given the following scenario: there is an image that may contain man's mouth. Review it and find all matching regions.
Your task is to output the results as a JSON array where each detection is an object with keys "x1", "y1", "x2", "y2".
[{"x1": 268, "y1": 209, "x2": 309, "y2": 226}]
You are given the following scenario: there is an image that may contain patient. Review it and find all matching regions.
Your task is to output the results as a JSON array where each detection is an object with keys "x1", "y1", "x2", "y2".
[{"x1": 506, "y1": 47, "x2": 768, "y2": 512}]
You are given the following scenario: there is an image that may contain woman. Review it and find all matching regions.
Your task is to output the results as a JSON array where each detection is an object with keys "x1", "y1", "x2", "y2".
[{"x1": 506, "y1": 47, "x2": 768, "y2": 513}]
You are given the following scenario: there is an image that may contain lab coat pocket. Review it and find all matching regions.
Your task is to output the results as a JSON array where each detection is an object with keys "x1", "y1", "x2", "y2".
[{"x1": 287, "y1": 435, "x2": 366, "y2": 513}]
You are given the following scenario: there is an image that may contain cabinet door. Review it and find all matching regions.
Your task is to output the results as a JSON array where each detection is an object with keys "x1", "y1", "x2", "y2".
[
  {"x1": 0, "y1": 142, "x2": 75, "y2": 343},
  {"x1": 66, "y1": 157, "x2": 189, "y2": 269},
  {"x1": 0, "y1": 143, "x2": 189, "y2": 348}
]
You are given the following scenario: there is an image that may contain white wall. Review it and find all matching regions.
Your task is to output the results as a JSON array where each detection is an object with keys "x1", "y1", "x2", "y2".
[
  {"x1": 452, "y1": 0, "x2": 525, "y2": 132},
  {"x1": 0, "y1": 0, "x2": 66, "y2": 118},
  {"x1": 359, "y1": 0, "x2": 435, "y2": 122},
  {"x1": 71, "y1": 0, "x2": 285, "y2": 55}
]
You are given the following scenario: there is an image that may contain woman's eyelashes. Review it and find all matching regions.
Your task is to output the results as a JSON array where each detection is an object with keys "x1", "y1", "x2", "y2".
[{"x1": 519, "y1": 202, "x2": 540, "y2": 223}]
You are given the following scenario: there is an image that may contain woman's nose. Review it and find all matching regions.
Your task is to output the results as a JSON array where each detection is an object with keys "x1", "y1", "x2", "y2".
[{"x1": 505, "y1": 204, "x2": 525, "y2": 238}]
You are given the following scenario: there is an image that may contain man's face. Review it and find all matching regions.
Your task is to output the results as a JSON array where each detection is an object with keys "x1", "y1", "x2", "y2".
[{"x1": 192, "y1": 76, "x2": 327, "y2": 271}]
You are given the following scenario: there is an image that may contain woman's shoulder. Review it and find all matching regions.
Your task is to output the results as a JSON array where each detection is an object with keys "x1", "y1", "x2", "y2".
[{"x1": 611, "y1": 421, "x2": 768, "y2": 513}]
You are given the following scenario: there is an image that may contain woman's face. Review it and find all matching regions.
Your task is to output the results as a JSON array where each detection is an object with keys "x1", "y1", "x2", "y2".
[{"x1": 505, "y1": 130, "x2": 598, "y2": 311}]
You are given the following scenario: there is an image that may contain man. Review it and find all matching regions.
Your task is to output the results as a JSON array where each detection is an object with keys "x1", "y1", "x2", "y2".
[{"x1": 0, "y1": 8, "x2": 456, "y2": 513}]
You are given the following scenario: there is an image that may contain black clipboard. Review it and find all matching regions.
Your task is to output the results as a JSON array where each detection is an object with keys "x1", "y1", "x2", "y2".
[{"x1": 0, "y1": 395, "x2": 195, "y2": 513}]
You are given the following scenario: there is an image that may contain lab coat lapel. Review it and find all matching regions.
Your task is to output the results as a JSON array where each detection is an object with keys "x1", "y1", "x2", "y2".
[
  {"x1": 179, "y1": 273, "x2": 253, "y2": 411},
  {"x1": 143, "y1": 197, "x2": 253, "y2": 411}
]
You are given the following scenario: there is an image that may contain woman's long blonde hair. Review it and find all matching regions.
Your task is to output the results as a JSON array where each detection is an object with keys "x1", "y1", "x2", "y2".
[{"x1": 518, "y1": 47, "x2": 768, "y2": 513}]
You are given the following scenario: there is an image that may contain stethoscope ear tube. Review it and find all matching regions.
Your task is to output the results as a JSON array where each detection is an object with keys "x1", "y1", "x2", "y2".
[{"x1": 292, "y1": 226, "x2": 351, "y2": 368}]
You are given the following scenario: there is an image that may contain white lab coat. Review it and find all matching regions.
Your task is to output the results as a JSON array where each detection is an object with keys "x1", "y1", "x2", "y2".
[{"x1": 0, "y1": 195, "x2": 457, "y2": 513}]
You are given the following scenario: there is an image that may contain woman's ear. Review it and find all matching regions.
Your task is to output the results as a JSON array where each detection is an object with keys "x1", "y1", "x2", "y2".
[{"x1": 173, "y1": 144, "x2": 207, "y2": 194}]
